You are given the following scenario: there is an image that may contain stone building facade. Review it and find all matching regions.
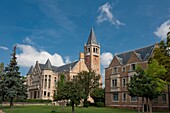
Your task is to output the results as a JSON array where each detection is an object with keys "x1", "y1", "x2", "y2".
[
  {"x1": 26, "y1": 28, "x2": 101, "y2": 100},
  {"x1": 105, "y1": 44, "x2": 169, "y2": 110}
]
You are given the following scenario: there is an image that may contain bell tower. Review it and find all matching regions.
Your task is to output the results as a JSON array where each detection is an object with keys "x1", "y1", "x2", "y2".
[{"x1": 84, "y1": 28, "x2": 100, "y2": 74}]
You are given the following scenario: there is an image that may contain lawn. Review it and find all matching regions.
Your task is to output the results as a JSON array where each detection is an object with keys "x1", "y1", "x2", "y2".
[{"x1": 0, "y1": 105, "x2": 169, "y2": 113}]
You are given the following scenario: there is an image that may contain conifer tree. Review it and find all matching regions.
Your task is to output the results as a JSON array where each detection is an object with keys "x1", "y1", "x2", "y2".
[{"x1": 2, "y1": 45, "x2": 27, "y2": 106}]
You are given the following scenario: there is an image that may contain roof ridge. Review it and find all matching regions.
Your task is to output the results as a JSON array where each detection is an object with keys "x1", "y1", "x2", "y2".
[
  {"x1": 58, "y1": 60, "x2": 78, "y2": 68},
  {"x1": 115, "y1": 44, "x2": 155, "y2": 56}
]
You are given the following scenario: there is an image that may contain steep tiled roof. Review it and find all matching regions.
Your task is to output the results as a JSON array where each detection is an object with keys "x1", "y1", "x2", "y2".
[
  {"x1": 36, "y1": 61, "x2": 78, "y2": 73},
  {"x1": 44, "y1": 59, "x2": 53, "y2": 70},
  {"x1": 87, "y1": 28, "x2": 98, "y2": 45},
  {"x1": 115, "y1": 44, "x2": 155, "y2": 65},
  {"x1": 27, "y1": 66, "x2": 33, "y2": 75}
]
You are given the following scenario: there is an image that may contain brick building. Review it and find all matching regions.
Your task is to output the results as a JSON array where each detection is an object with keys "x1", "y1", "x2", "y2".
[
  {"x1": 26, "y1": 28, "x2": 102, "y2": 100},
  {"x1": 105, "y1": 44, "x2": 169, "y2": 110}
]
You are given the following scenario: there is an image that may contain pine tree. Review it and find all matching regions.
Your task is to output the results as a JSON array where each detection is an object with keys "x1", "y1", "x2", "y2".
[{"x1": 2, "y1": 45, "x2": 27, "y2": 106}]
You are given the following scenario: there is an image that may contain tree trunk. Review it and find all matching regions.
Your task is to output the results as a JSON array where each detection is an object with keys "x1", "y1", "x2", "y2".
[
  {"x1": 10, "y1": 97, "x2": 14, "y2": 107},
  {"x1": 142, "y1": 97, "x2": 144, "y2": 113},
  {"x1": 146, "y1": 98, "x2": 149, "y2": 113},
  {"x1": 137, "y1": 96, "x2": 140, "y2": 113},
  {"x1": 71, "y1": 100, "x2": 75, "y2": 113},
  {"x1": 149, "y1": 99, "x2": 152, "y2": 113}
]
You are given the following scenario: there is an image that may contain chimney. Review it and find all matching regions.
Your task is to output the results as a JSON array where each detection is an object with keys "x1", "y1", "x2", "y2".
[{"x1": 79, "y1": 52, "x2": 84, "y2": 60}]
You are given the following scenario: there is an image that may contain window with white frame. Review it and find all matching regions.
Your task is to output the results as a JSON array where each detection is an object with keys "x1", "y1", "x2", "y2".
[
  {"x1": 122, "y1": 78, "x2": 126, "y2": 87},
  {"x1": 112, "y1": 79, "x2": 117, "y2": 87},
  {"x1": 113, "y1": 93, "x2": 119, "y2": 101}
]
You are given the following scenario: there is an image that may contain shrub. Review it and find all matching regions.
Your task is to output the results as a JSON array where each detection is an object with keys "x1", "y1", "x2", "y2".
[
  {"x1": 95, "y1": 102, "x2": 104, "y2": 107},
  {"x1": 83, "y1": 101, "x2": 90, "y2": 107},
  {"x1": 14, "y1": 99, "x2": 52, "y2": 103}
]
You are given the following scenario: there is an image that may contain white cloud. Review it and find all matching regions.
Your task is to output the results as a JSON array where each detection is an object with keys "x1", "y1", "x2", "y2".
[
  {"x1": 100, "y1": 52, "x2": 113, "y2": 88},
  {"x1": 65, "y1": 56, "x2": 71, "y2": 64},
  {"x1": 16, "y1": 44, "x2": 65, "y2": 67},
  {"x1": 97, "y1": 2, "x2": 124, "y2": 27},
  {"x1": 100, "y1": 52, "x2": 113, "y2": 68},
  {"x1": 0, "y1": 46, "x2": 8, "y2": 50},
  {"x1": 23, "y1": 37, "x2": 34, "y2": 45},
  {"x1": 154, "y1": 20, "x2": 170, "y2": 39}
]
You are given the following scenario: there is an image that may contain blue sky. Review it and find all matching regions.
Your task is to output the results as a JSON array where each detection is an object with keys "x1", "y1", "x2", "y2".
[{"x1": 0, "y1": 0, "x2": 170, "y2": 84}]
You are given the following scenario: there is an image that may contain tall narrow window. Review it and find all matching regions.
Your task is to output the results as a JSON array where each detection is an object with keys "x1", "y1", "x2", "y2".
[
  {"x1": 113, "y1": 93, "x2": 119, "y2": 101},
  {"x1": 112, "y1": 79, "x2": 117, "y2": 87},
  {"x1": 122, "y1": 78, "x2": 126, "y2": 87},
  {"x1": 54, "y1": 77, "x2": 57, "y2": 85},
  {"x1": 162, "y1": 94, "x2": 167, "y2": 103},
  {"x1": 48, "y1": 92, "x2": 50, "y2": 97},
  {"x1": 123, "y1": 93, "x2": 126, "y2": 102},
  {"x1": 44, "y1": 91, "x2": 46, "y2": 97},
  {"x1": 48, "y1": 75, "x2": 51, "y2": 89},
  {"x1": 44, "y1": 75, "x2": 47, "y2": 89},
  {"x1": 93, "y1": 48, "x2": 95, "y2": 52}
]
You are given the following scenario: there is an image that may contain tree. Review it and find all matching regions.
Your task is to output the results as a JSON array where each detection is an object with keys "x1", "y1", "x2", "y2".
[
  {"x1": 127, "y1": 60, "x2": 167, "y2": 113},
  {"x1": 54, "y1": 73, "x2": 66, "y2": 101},
  {"x1": 91, "y1": 88, "x2": 105, "y2": 103},
  {"x1": 54, "y1": 78, "x2": 83, "y2": 113},
  {"x1": 127, "y1": 66, "x2": 146, "y2": 113},
  {"x1": 0, "y1": 45, "x2": 27, "y2": 107},
  {"x1": 0, "y1": 63, "x2": 4, "y2": 75},
  {"x1": 77, "y1": 70, "x2": 101, "y2": 107},
  {"x1": 153, "y1": 30, "x2": 170, "y2": 110}
]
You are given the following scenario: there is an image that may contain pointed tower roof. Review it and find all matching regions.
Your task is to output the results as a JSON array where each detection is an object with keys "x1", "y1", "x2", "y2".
[
  {"x1": 27, "y1": 66, "x2": 33, "y2": 75},
  {"x1": 44, "y1": 59, "x2": 53, "y2": 70},
  {"x1": 87, "y1": 28, "x2": 98, "y2": 45}
]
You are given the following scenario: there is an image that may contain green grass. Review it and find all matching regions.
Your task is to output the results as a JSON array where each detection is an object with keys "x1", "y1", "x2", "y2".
[{"x1": 0, "y1": 105, "x2": 169, "y2": 113}]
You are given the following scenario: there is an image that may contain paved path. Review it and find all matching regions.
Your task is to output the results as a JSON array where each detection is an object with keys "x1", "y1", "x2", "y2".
[{"x1": 0, "y1": 109, "x2": 5, "y2": 113}]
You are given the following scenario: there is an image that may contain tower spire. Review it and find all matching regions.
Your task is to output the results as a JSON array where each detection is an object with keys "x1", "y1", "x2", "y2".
[{"x1": 86, "y1": 28, "x2": 98, "y2": 45}]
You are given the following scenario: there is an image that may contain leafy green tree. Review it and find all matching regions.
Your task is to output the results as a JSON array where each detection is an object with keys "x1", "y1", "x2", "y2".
[
  {"x1": 144, "y1": 60, "x2": 167, "y2": 113},
  {"x1": 77, "y1": 70, "x2": 101, "y2": 107},
  {"x1": 54, "y1": 73, "x2": 65, "y2": 101},
  {"x1": 0, "y1": 45, "x2": 27, "y2": 107},
  {"x1": 91, "y1": 88, "x2": 105, "y2": 103},
  {"x1": 54, "y1": 78, "x2": 83, "y2": 113},
  {"x1": 128, "y1": 60, "x2": 167, "y2": 113},
  {"x1": 127, "y1": 66, "x2": 146, "y2": 113},
  {"x1": 153, "y1": 30, "x2": 170, "y2": 110}
]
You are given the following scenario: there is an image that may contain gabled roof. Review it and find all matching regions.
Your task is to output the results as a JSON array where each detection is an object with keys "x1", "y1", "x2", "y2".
[
  {"x1": 33, "y1": 60, "x2": 78, "y2": 73},
  {"x1": 27, "y1": 66, "x2": 33, "y2": 75},
  {"x1": 114, "y1": 44, "x2": 155, "y2": 65},
  {"x1": 44, "y1": 59, "x2": 53, "y2": 70},
  {"x1": 87, "y1": 28, "x2": 98, "y2": 45}
]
